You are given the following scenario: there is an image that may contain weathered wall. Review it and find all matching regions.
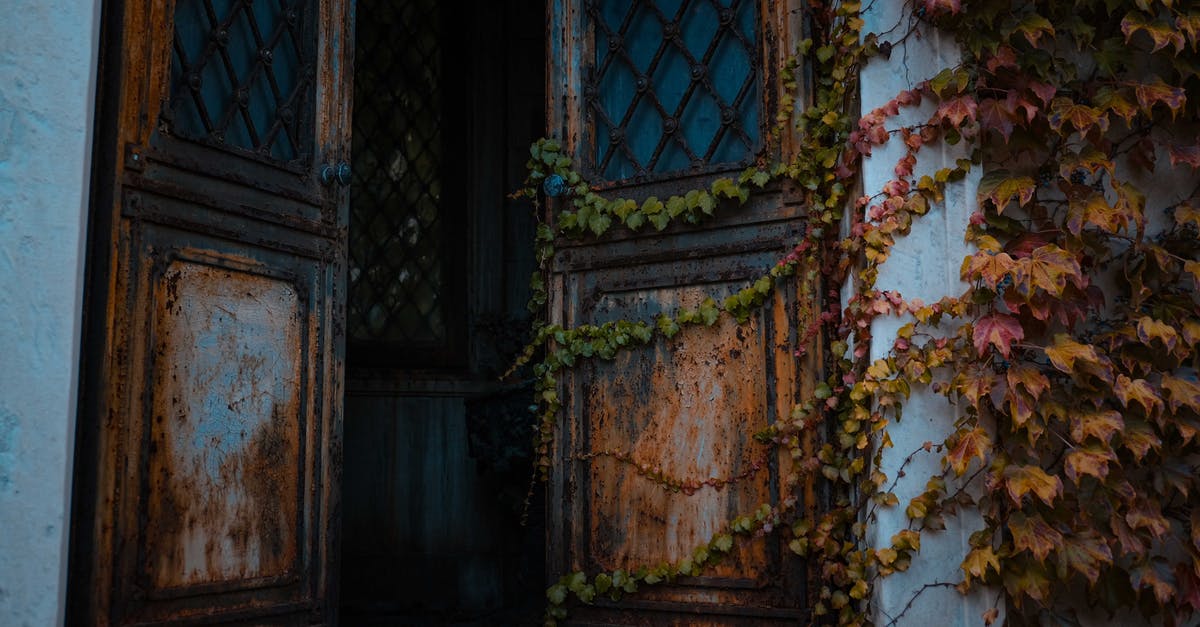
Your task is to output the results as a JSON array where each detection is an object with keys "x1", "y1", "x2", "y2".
[
  {"x1": 858, "y1": 4, "x2": 995, "y2": 625},
  {"x1": 0, "y1": 1, "x2": 101, "y2": 625}
]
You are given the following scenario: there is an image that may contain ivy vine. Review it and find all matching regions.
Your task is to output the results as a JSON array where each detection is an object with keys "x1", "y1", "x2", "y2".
[{"x1": 507, "y1": 0, "x2": 1200, "y2": 625}]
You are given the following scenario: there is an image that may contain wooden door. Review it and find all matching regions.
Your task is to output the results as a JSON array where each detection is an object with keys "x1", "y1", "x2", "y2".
[
  {"x1": 69, "y1": 0, "x2": 352, "y2": 624},
  {"x1": 546, "y1": 1, "x2": 813, "y2": 623}
]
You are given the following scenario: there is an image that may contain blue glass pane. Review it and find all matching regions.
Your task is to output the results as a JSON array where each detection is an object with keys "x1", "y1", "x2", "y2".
[
  {"x1": 588, "y1": 0, "x2": 760, "y2": 181},
  {"x1": 169, "y1": 0, "x2": 313, "y2": 161}
]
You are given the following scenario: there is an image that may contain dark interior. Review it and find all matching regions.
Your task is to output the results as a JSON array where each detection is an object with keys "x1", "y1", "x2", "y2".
[{"x1": 339, "y1": 0, "x2": 547, "y2": 623}]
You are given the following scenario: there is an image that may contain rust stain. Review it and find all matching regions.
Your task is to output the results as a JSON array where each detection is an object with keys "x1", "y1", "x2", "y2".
[
  {"x1": 146, "y1": 260, "x2": 303, "y2": 591},
  {"x1": 582, "y1": 288, "x2": 772, "y2": 580}
]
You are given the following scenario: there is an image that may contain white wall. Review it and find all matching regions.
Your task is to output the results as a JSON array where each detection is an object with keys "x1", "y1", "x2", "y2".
[
  {"x1": 0, "y1": 1, "x2": 102, "y2": 625},
  {"x1": 858, "y1": 4, "x2": 995, "y2": 625}
]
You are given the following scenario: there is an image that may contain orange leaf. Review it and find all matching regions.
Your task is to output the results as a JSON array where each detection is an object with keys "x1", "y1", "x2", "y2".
[
  {"x1": 1008, "y1": 512, "x2": 1062, "y2": 562},
  {"x1": 1016, "y1": 245, "x2": 1082, "y2": 297},
  {"x1": 1049, "y1": 98, "x2": 1109, "y2": 135},
  {"x1": 1003, "y1": 563, "x2": 1051, "y2": 608},
  {"x1": 1137, "y1": 317, "x2": 1179, "y2": 350},
  {"x1": 1114, "y1": 375, "x2": 1163, "y2": 417},
  {"x1": 1003, "y1": 464, "x2": 1061, "y2": 506},
  {"x1": 978, "y1": 171, "x2": 1036, "y2": 212},
  {"x1": 1130, "y1": 561, "x2": 1175, "y2": 605},
  {"x1": 962, "y1": 251, "x2": 1016, "y2": 289},
  {"x1": 1122, "y1": 12, "x2": 1186, "y2": 53},
  {"x1": 1007, "y1": 364, "x2": 1049, "y2": 401},
  {"x1": 1064, "y1": 445, "x2": 1116, "y2": 485},
  {"x1": 1061, "y1": 529, "x2": 1113, "y2": 584},
  {"x1": 1132, "y1": 77, "x2": 1187, "y2": 115},
  {"x1": 1044, "y1": 334, "x2": 1101, "y2": 373},
  {"x1": 1162, "y1": 375, "x2": 1200, "y2": 413},
  {"x1": 946, "y1": 427, "x2": 991, "y2": 476},
  {"x1": 1069, "y1": 408, "x2": 1124, "y2": 445},
  {"x1": 1126, "y1": 498, "x2": 1171, "y2": 538},
  {"x1": 1093, "y1": 86, "x2": 1138, "y2": 124},
  {"x1": 1121, "y1": 421, "x2": 1162, "y2": 461},
  {"x1": 962, "y1": 545, "x2": 1001, "y2": 580}
]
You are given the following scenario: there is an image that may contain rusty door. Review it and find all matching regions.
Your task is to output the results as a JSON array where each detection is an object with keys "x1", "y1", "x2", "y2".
[
  {"x1": 545, "y1": 1, "x2": 814, "y2": 624},
  {"x1": 69, "y1": 0, "x2": 352, "y2": 624}
]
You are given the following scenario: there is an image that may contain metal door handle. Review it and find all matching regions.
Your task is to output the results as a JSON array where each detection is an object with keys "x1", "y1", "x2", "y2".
[{"x1": 320, "y1": 161, "x2": 351, "y2": 187}]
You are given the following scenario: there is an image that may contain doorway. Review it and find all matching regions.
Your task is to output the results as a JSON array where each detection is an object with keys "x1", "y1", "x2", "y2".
[{"x1": 339, "y1": 1, "x2": 547, "y2": 623}]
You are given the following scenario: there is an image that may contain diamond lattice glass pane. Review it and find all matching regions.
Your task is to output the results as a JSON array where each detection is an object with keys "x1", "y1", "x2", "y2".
[
  {"x1": 169, "y1": 0, "x2": 314, "y2": 161},
  {"x1": 347, "y1": 0, "x2": 446, "y2": 345},
  {"x1": 588, "y1": 0, "x2": 760, "y2": 181}
]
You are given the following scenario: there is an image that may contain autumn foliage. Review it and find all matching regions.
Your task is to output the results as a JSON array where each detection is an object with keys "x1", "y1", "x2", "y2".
[{"x1": 520, "y1": 0, "x2": 1200, "y2": 624}]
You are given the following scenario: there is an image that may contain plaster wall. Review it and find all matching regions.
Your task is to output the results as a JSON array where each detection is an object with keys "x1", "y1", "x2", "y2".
[
  {"x1": 857, "y1": 4, "x2": 995, "y2": 625},
  {"x1": 0, "y1": 1, "x2": 102, "y2": 625}
]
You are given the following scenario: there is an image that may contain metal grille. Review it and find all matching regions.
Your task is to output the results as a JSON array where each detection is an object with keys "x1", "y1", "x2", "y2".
[
  {"x1": 347, "y1": 0, "x2": 446, "y2": 345},
  {"x1": 587, "y1": 0, "x2": 760, "y2": 181},
  {"x1": 168, "y1": 0, "x2": 313, "y2": 161}
]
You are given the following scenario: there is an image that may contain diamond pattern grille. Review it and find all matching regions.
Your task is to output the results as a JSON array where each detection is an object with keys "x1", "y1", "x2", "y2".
[
  {"x1": 169, "y1": 0, "x2": 314, "y2": 161},
  {"x1": 347, "y1": 0, "x2": 446, "y2": 345},
  {"x1": 587, "y1": 0, "x2": 760, "y2": 181}
]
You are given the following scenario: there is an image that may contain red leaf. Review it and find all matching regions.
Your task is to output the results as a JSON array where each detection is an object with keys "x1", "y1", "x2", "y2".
[
  {"x1": 1168, "y1": 143, "x2": 1200, "y2": 169},
  {"x1": 935, "y1": 95, "x2": 978, "y2": 127},
  {"x1": 977, "y1": 98, "x2": 1017, "y2": 141},
  {"x1": 973, "y1": 313, "x2": 1024, "y2": 357}
]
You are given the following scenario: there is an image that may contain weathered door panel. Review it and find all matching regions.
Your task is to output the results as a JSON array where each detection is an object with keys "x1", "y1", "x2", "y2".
[
  {"x1": 72, "y1": 0, "x2": 351, "y2": 624},
  {"x1": 550, "y1": 194, "x2": 812, "y2": 623}
]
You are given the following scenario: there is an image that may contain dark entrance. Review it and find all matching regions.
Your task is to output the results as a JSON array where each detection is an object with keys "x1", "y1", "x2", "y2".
[{"x1": 339, "y1": 1, "x2": 547, "y2": 623}]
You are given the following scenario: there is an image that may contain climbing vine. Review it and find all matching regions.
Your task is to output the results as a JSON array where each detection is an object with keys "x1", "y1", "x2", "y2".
[{"x1": 507, "y1": 0, "x2": 1200, "y2": 625}]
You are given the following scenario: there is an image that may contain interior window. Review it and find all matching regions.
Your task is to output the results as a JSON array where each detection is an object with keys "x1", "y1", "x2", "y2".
[{"x1": 347, "y1": 0, "x2": 464, "y2": 367}]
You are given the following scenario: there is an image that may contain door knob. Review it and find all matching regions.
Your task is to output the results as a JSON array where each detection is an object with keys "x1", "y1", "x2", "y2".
[{"x1": 320, "y1": 161, "x2": 352, "y2": 187}]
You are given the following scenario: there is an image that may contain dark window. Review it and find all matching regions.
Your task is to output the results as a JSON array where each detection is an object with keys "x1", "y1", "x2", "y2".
[
  {"x1": 586, "y1": 0, "x2": 761, "y2": 182},
  {"x1": 168, "y1": 0, "x2": 314, "y2": 161},
  {"x1": 347, "y1": 0, "x2": 465, "y2": 367}
]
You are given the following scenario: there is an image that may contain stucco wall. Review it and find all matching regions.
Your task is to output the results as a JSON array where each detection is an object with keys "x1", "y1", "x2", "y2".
[
  {"x1": 0, "y1": 1, "x2": 101, "y2": 625},
  {"x1": 858, "y1": 4, "x2": 995, "y2": 625}
]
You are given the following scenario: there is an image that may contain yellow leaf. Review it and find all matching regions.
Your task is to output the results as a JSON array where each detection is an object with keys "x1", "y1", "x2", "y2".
[{"x1": 1004, "y1": 464, "x2": 1062, "y2": 505}]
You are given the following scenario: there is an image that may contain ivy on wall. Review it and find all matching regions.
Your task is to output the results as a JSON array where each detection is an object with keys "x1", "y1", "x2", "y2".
[{"x1": 507, "y1": 1, "x2": 1200, "y2": 624}]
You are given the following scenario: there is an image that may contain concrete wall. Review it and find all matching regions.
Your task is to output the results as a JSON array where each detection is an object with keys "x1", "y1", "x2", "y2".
[
  {"x1": 858, "y1": 4, "x2": 995, "y2": 625},
  {"x1": 0, "y1": 1, "x2": 102, "y2": 625}
]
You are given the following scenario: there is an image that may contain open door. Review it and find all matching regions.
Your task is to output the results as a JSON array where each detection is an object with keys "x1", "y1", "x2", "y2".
[
  {"x1": 545, "y1": 1, "x2": 813, "y2": 623},
  {"x1": 70, "y1": 0, "x2": 352, "y2": 624}
]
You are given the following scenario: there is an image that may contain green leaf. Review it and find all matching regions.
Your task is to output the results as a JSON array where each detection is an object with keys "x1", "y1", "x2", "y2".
[
  {"x1": 588, "y1": 212, "x2": 612, "y2": 237},
  {"x1": 657, "y1": 314, "x2": 680, "y2": 339},
  {"x1": 649, "y1": 212, "x2": 670, "y2": 231},
  {"x1": 699, "y1": 297, "x2": 720, "y2": 326},
  {"x1": 625, "y1": 211, "x2": 646, "y2": 230}
]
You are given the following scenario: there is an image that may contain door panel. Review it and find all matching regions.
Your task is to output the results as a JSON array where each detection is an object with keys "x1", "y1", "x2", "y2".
[
  {"x1": 71, "y1": 0, "x2": 351, "y2": 624},
  {"x1": 550, "y1": 194, "x2": 812, "y2": 623}
]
